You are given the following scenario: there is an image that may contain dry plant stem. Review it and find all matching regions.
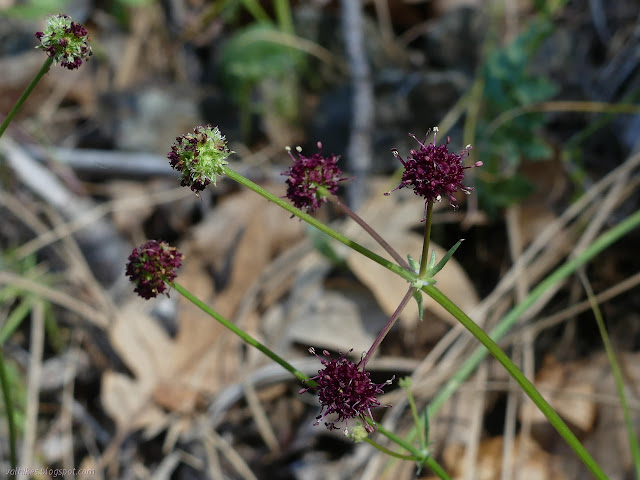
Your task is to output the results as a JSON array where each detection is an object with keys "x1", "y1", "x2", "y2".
[
  {"x1": 359, "y1": 287, "x2": 414, "y2": 370},
  {"x1": 418, "y1": 201, "x2": 434, "y2": 277},
  {"x1": 0, "y1": 347, "x2": 17, "y2": 479},
  {"x1": 326, "y1": 191, "x2": 410, "y2": 269},
  {"x1": 20, "y1": 301, "x2": 45, "y2": 472},
  {"x1": 341, "y1": 0, "x2": 374, "y2": 208},
  {"x1": 0, "y1": 57, "x2": 53, "y2": 139}
]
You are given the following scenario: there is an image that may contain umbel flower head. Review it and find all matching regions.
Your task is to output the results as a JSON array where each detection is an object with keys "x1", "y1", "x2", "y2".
[
  {"x1": 387, "y1": 128, "x2": 482, "y2": 211},
  {"x1": 168, "y1": 125, "x2": 233, "y2": 194},
  {"x1": 299, "y1": 347, "x2": 391, "y2": 433},
  {"x1": 35, "y1": 14, "x2": 92, "y2": 70},
  {"x1": 282, "y1": 142, "x2": 346, "y2": 213},
  {"x1": 126, "y1": 240, "x2": 183, "y2": 300}
]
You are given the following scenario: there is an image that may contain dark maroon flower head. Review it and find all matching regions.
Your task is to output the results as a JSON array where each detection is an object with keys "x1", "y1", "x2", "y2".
[
  {"x1": 386, "y1": 128, "x2": 482, "y2": 211},
  {"x1": 282, "y1": 142, "x2": 346, "y2": 213},
  {"x1": 299, "y1": 347, "x2": 391, "y2": 433},
  {"x1": 126, "y1": 240, "x2": 183, "y2": 300}
]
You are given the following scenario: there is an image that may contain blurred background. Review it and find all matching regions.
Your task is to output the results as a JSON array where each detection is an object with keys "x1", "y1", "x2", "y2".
[{"x1": 1, "y1": 0, "x2": 640, "y2": 479}]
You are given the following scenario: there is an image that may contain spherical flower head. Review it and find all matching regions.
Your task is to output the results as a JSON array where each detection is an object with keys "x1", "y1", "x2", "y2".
[
  {"x1": 386, "y1": 128, "x2": 482, "y2": 211},
  {"x1": 35, "y1": 14, "x2": 92, "y2": 70},
  {"x1": 299, "y1": 347, "x2": 391, "y2": 433},
  {"x1": 126, "y1": 240, "x2": 183, "y2": 300},
  {"x1": 167, "y1": 125, "x2": 233, "y2": 194},
  {"x1": 282, "y1": 142, "x2": 346, "y2": 213}
]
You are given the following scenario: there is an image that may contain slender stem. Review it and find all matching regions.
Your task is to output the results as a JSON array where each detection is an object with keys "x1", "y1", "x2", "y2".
[
  {"x1": 422, "y1": 285, "x2": 608, "y2": 480},
  {"x1": 173, "y1": 280, "x2": 444, "y2": 471},
  {"x1": 404, "y1": 382, "x2": 426, "y2": 450},
  {"x1": 323, "y1": 190, "x2": 409, "y2": 269},
  {"x1": 375, "y1": 423, "x2": 451, "y2": 480},
  {"x1": 423, "y1": 456, "x2": 452, "y2": 480},
  {"x1": 273, "y1": 0, "x2": 294, "y2": 33},
  {"x1": 0, "y1": 347, "x2": 17, "y2": 479},
  {"x1": 579, "y1": 271, "x2": 640, "y2": 478},
  {"x1": 361, "y1": 437, "x2": 421, "y2": 461},
  {"x1": 239, "y1": 0, "x2": 272, "y2": 23},
  {"x1": 0, "y1": 57, "x2": 53, "y2": 139},
  {"x1": 171, "y1": 282, "x2": 312, "y2": 385},
  {"x1": 359, "y1": 287, "x2": 414, "y2": 370},
  {"x1": 418, "y1": 201, "x2": 434, "y2": 277},
  {"x1": 398, "y1": 210, "x2": 640, "y2": 478},
  {"x1": 426, "y1": 208, "x2": 640, "y2": 420},
  {"x1": 223, "y1": 167, "x2": 413, "y2": 283}
]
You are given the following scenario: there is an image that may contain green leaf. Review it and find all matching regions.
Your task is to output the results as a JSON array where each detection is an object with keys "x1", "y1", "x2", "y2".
[
  {"x1": 429, "y1": 240, "x2": 464, "y2": 276},
  {"x1": 407, "y1": 254, "x2": 420, "y2": 273},
  {"x1": 427, "y1": 250, "x2": 437, "y2": 270},
  {"x1": 218, "y1": 24, "x2": 304, "y2": 94},
  {"x1": 413, "y1": 289, "x2": 424, "y2": 322}
]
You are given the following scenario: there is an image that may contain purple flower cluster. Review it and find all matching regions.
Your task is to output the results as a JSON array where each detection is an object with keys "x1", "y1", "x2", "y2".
[
  {"x1": 125, "y1": 240, "x2": 183, "y2": 300},
  {"x1": 35, "y1": 14, "x2": 92, "y2": 70},
  {"x1": 168, "y1": 125, "x2": 233, "y2": 194},
  {"x1": 299, "y1": 348, "x2": 390, "y2": 433},
  {"x1": 282, "y1": 142, "x2": 345, "y2": 213},
  {"x1": 387, "y1": 129, "x2": 482, "y2": 210}
]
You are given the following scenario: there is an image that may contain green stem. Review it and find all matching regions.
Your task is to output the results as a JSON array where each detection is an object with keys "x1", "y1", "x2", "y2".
[
  {"x1": 580, "y1": 272, "x2": 640, "y2": 478},
  {"x1": 0, "y1": 347, "x2": 17, "y2": 479},
  {"x1": 273, "y1": 0, "x2": 294, "y2": 34},
  {"x1": 422, "y1": 285, "x2": 608, "y2": 480},
  {"x1": 239, "y1": 0, "x2": 272, "y2": 23},
  {"x1": 173, "y1": 280, "x2": 447, "y2": 472},
  {"x1": 398, "y1": 210, "x2": 640, "y2": 478},
  {"x1": 376, "y1": 423, "x2": 450, "y2": 480},
  {"x1": 404, "y1": 381, "x2": 426, "y2": 450},
  {"x1": 426, "y1": 208, "x2": 640, "y2": 419},
  {"x1": 418, "y1": 201, "x2": 434, "y2": 277},
  {"x1": 0, "y1": 57, "x2": 53, "y2": 139},
  {"x1": 171, "y1": 282, "x2": 312, "y2": 385},
  {"x1": 223, "y1": 167, "x2": 412, "y2": 282},
  {"x1": 361, "y1": 437, "x2": 421, "y2": 461}
]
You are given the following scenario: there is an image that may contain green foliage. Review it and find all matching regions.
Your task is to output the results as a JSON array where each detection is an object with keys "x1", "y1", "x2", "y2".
[
  {"x1": 0, "y1": 360, "x2": 26, "y2": 432},
  {"x1": 477, "y1": 17, "x2": 559, "y2": 213},
  {"x1": 219, "y1": 24, "x2": 303, "y2": 89},
  {"x1": 218, "y1": 23, "x2": 306, "y2": 138}
]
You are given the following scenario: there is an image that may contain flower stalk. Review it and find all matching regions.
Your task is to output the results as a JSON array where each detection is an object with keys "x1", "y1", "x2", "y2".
[
  {"x1": 171, "y1": 281, "x2": 311, "y2": 384},
  {"x1": 0, "y1": 58, "x2": 53, "y2": 139},
  {"x1": 418, "y1": 201, "x2": 435, "y2": 277}
]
